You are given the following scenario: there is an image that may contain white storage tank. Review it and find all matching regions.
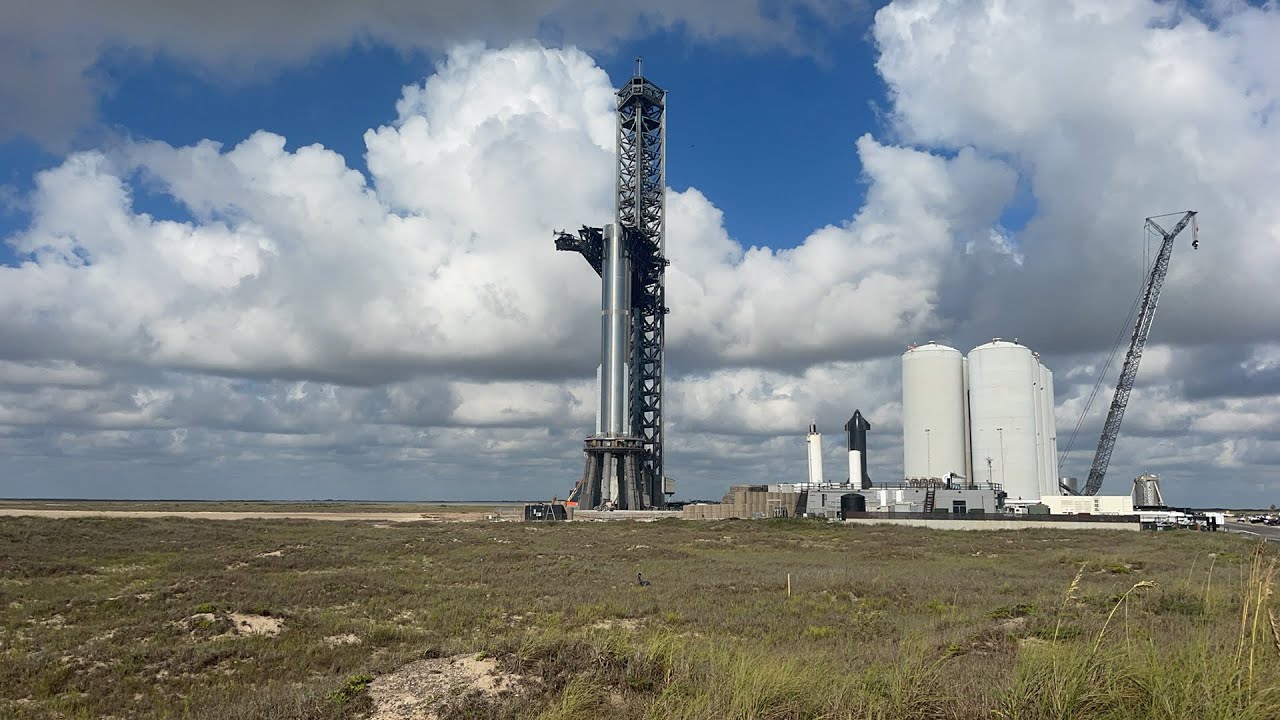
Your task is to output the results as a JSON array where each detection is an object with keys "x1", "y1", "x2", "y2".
[
  {"x1": 968, "y1": 340, "x2": 1040, "y2": 502},
  {"x1": 902, "y1": 342, "x2": 967, "y2": 480},
  {"x1": 806, "y1": 422, "x2": 824, "y2": 485}
]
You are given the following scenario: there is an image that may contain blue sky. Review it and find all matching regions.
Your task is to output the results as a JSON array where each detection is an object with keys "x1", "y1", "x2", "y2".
[
  {"x1": 0, "y1": 0, "x2": 1276, "y2": 505},
  {"x1": 1, "y1": 26, "x2": 887, "y2": 264}
]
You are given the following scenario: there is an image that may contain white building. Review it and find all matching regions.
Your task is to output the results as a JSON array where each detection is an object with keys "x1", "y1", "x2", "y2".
[{"x1": 1041, "y1": 495, "x2": 1134, "y2": 516}]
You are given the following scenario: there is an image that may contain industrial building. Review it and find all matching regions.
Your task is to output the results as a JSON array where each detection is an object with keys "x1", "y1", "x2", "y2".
[
  {"x1": 682, "y1": 484, "x2": 805, "y2": 520},
  {"x1": 804, "y1": 484, "x2": 1001, "y2": 518},
  {"x1": 902, "y1": 340, "x2": 1059, "y2": 504},
  {"x1": 1040, "y1": 494, "x2": 1134, "y2": 516},
  {"x1": 683, "y1": 414, "x2": 996, "y2": 520}
]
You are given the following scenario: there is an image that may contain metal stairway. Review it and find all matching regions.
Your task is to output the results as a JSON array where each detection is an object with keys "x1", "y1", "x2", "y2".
[{"x1": 923, "y1": 488, "x2": 937, "y2": 513}]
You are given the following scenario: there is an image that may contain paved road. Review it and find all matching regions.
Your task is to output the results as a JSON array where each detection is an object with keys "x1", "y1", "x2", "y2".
[{"x1": 1224, "y1": 520, "x2": 1280, "y2": 541}]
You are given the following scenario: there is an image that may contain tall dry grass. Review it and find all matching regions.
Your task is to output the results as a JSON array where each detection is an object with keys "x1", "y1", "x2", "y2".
[{"x1": 995, "y1": 541, "x2": 1280, "y2": 720}]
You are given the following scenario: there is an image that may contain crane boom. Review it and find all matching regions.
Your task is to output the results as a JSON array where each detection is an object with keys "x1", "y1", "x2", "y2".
[{"x1": 1077, "y1": 211, "x2": 1198, "y2": 496}]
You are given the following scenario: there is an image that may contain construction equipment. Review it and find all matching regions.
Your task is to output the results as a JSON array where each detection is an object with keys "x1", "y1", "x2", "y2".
[{"x1": 1062, "y1": 211, "x2": 1198, "y2": 495}]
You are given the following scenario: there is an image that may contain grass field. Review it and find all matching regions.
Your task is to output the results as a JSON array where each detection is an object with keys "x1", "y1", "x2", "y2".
[{"x1": 1, "y1": 515, "x2": 1277, "y2": 719}]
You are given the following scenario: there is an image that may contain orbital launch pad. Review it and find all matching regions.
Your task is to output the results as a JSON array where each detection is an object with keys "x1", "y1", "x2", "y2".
[{"x1": 555, "y1": 63, "x2": 669, "y2": 510}]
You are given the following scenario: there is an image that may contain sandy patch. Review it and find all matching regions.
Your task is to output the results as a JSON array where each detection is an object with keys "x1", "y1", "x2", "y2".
[
  {"x1": 229, "y1": 613, "x2": 284, "y2": 636},
  {"x1": 257, "y1": 550, "x2": 284, "y2": 558},
  {"x1": 420, "y1": 512, "x2": 493, "y2": 522},
  {"x1": 590, "y1": 618, "x2": 641, "y2": 632},
  {"x1": 186, "y1": 612, "x2": 219, "y2": 627},
  {"x1": 324, "y1": 633, "x2": 362, "y2": 647},
  {"x1": 367, "y1": 654, "x2": 527, "y2": 720},
  {"x1": 994, "y1": 616, "x2": 1028, "y2": 633},
  {"x1": 184, "y1": 612, "x2": 284, "y2": 637}
]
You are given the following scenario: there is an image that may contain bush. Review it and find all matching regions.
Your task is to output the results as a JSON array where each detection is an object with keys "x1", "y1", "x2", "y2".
[{"x1": 329, "y1": 673, "x2": 373, "y2": 706}]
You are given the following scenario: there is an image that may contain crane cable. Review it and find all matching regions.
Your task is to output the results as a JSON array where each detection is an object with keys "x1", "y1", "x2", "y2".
[{"x1": 1057, "y1": 223, "x2": 1155, "y2": 469}]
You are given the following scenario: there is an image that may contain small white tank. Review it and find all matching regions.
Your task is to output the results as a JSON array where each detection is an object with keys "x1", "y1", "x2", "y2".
[
  {"x1": 902, "y1": 342, "x2": 967, "y2": 480},
  {"x1": 806, "y1": 422, "x2": 824, "y2": 485},
  {"x1": 968, "y1": 340, "x2": 1040, "y2": 501}
]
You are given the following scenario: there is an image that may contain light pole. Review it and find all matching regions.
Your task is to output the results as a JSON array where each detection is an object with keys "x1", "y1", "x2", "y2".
[
  {"x1": 997, "y1": 427, "x2": 1006, "y2": 493},
  {"x1": 925, "y1": 428, "x2": 932, "y2": 479}
]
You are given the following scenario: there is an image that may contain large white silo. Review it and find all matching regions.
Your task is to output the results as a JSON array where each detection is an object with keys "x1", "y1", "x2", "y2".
[
  {"x1": 902, "y1": 342, "x2": 967, "y2": 480},
  {"x1": 967, "y1": 340, "x2": 1040, "y2": 502}
]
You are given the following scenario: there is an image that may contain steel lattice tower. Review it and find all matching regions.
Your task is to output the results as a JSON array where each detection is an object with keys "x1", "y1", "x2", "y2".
[{"x1": 554, "y1": 62, "x2": 668, "y2": 509}]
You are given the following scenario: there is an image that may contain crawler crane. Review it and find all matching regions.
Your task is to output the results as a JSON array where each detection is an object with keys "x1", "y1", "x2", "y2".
[{"x1": 1062, "y1": 211, "x2": 1199, "y2": 495}]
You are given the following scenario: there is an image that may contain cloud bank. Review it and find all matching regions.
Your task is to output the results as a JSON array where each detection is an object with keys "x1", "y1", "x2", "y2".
[{"x1": 2, "y1": 0, "x2": 1278, "y2": 504}]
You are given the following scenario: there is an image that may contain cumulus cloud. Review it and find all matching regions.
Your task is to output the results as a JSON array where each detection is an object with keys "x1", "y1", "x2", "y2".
[
  {"x1": 1, "y1": 43, "x2": 980, "y2": 385},
  {"x1": 0, "y1": 0, "x2": 866, "y2": 147},
  {"x1": 874, "y1": 0, "x2": 1280, "y2": 354},
  {"x1": 0, "y1": 41, "x2": 966, "y2": 498},
  {"x1": 2, "y1": 0, "x2": 1280, "y2": 503},
  {"x1": 861, "y1": 0, "x2": 1280, "y2": 500}
]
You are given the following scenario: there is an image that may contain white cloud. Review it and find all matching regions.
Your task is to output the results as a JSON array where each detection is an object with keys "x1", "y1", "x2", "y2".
[
  {"x1": 0, "y1": 32, "x2": 966, "y2": 494},
  {"x1": 874, "y1": 0, "x2": 1280, "y2": 353},
  {"x1": 670, "y1": 140, "x2": 1016, "y2": 366},
  {"x1": 2, "y1": 43, "x2": 976, "y2": 385},
  {"x1": 3, "y1": 0, "x2": 1280, "y2": 504}
]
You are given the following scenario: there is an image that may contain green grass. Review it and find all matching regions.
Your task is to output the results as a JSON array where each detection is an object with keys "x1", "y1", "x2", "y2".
[{"x1": 0, "y1": 515, "x2": 1276, "y2": 718}]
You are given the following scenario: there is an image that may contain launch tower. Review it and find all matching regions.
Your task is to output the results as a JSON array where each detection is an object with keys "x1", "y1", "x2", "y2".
[{"x1": 554, "y1": 61, "x2": 668, "y2": 509}]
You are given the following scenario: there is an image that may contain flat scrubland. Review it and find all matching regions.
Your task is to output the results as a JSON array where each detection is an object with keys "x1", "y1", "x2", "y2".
[
  {"x1": 1, "y1": 516, "x2": 1277, "y2": 719},
  {"x1": 0, "y1": 500, "x2": 505, "y2": 514}
]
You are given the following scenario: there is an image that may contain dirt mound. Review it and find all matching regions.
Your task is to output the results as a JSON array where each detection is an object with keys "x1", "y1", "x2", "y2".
[
  {"x1": 367, "y1": 654, "x2": 527, "y2": 719},
  {"x1": 229, "y1": 613, "x2": 284, "y2": 636},
  {"x1": 184, "y1": 612, "x2": 284, "y2": 637}
]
